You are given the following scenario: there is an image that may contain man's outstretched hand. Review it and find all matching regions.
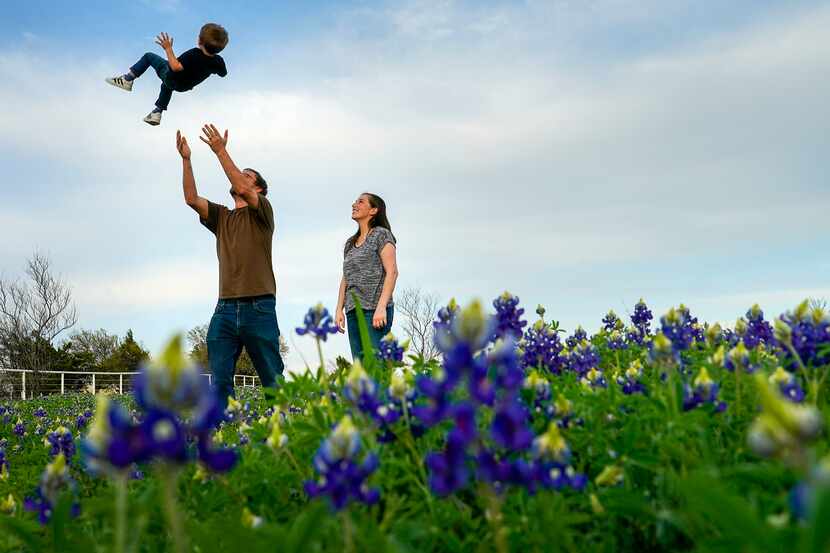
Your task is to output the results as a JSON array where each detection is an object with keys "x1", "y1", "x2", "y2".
[
  {"x1": 199, "y1": 124, "x2": 228, "y2": 154},
  {"x1": 176, "y1": 130, "x2": 191, "y2": 160}
]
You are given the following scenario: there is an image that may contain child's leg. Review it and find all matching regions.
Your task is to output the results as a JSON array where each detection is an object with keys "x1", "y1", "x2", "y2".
[
  {"x1": 128, "y1": 52, "x2": 168, "y2": 80},
  {"x1": 154, "y1": 84, "x2": 173, "y2": 112}
]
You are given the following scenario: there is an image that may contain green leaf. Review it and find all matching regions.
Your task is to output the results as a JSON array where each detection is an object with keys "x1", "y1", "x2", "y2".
[{"x1": 803, "y1": 485, "x2": 830, "y2": 553}]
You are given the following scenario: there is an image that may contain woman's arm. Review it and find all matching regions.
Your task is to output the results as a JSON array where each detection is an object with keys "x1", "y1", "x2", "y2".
[
  {"x1": 335, "y1": 275, "x2": 347, "y2": 333},
  {"x1": 373, "y1": 243, "x2": 399, "y2": 329}
]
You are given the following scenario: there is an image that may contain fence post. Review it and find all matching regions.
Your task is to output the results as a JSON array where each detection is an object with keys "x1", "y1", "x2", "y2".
[
  {"x1": 119, "y1": 374, "x2": 123, "y2": 395},
  {"x1": 21, "y1": 372, "x2": 26, "y2": 400},
  {"x1": 61, "y1": 373, "x2": 65, "y2": 395},
  {"x1": 92, "y1": 374, "x2": 96, "y2": 395}
]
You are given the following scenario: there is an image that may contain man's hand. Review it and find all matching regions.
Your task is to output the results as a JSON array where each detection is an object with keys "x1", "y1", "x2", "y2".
[
  {"x1": 155, "y1": 32, "x2": 174, "y2": 51},
  {"x1": 176, "y1": 130, "x2": 191, "y2": 160},
  {"x1": 372, "y1": 306, "x2": 388, "y2": 329},
  {"x1": 199, "y1": 124, "x2": 228, "y2": 154},
  {"x1": 335, "y1": 310, "x2": 346, "y2": 333}
]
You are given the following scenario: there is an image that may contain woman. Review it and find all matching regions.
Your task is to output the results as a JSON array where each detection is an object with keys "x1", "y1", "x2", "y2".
[{"x1": 335, "y1": 193, "x2": 399, "y2": 360}]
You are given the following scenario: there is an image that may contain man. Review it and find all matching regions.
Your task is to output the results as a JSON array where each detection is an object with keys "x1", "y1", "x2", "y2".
[{"x1": 176, "y1": 124, "x2": 284, "y2": 410}]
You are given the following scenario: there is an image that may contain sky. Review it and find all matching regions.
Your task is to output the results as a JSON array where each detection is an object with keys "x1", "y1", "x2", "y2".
[{"x1": 1, "y1": 0, "x2": 828, "y2": 372}]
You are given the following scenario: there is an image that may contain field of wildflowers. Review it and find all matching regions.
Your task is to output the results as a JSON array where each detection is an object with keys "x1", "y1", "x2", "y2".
[{"x1": 0, "y1": 295, "x2": 829, "y2": 552}]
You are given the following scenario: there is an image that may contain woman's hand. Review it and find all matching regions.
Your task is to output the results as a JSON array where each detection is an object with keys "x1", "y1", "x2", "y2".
[
  {"x1": 335, "y1": 310, "x2": 346, "y2": 333},
  {"x1": 372, "y1": 306, "x2": 387, "y2": 329}
]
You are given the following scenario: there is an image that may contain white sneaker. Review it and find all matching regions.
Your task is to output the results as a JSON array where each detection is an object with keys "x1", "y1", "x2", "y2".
[
  {"x1": 143, "y1": 111, "x2": 162, "y2": 126},
  {"x1": 106, "y1": 76, "x2": 133, "y2": 92}
]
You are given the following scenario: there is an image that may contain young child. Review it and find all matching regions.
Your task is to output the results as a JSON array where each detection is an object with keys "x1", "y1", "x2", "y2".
[{"x1": 106, "y1": 23, "x2": 228, "y2": 126}]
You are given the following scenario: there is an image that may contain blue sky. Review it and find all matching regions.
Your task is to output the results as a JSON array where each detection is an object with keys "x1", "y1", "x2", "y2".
[{"x1": 1, "y1": 0, "x2": 828, "y2": 370}]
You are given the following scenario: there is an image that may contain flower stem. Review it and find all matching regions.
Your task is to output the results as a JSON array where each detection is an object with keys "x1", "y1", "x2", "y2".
[
  {"x1": 341, "y1": 510, "x2": 355, "y2": 553},
  {"x1": 159, "y1": 466, "x2": 187, "y2": 553},
  {"x1": 114, "y1": 474, "x2": 128, "y2": 553},
  {"x1": 483, "y1": 485, "x2": 508, "y2": 553}
]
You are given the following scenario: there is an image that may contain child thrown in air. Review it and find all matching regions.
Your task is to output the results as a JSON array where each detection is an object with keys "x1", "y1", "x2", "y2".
[{"x1": 106, "y1": 23, "x2": 228, "y2": 126}]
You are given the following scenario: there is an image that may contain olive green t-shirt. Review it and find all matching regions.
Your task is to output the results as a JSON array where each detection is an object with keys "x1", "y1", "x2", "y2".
[{"x1": 200, "y1": 194, "x2": 277, "y2": 299}]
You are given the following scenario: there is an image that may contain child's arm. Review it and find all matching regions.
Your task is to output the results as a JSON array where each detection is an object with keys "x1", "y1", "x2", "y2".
[
  {"x1": 156, "y1": 32, "x2": 184, "y2": 72},
  {"x1": 177, "y1": 131, "x2": 208, "y2": 219}
]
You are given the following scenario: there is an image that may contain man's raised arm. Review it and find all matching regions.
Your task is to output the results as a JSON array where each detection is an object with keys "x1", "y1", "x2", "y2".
[
  {"x1": 199, "y1": 124, "x2": 260, "y2": 209},
  {"x1": 177, "y1": 130, "x2": 209, "y2": 220}
]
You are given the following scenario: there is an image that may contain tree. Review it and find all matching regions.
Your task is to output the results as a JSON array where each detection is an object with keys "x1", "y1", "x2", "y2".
[
  {"x1": 67, "y1": 328, "x2": 120, "y2": 368},
  {"x1": 101, "y1": 330, "x2": 150, "y2": 372},
  {"x1": 0, "y1": 252, "x2": 78, "y2": 396},
  {"x1": 396, "y1": 286, "x2": 441, "y2": 361}
]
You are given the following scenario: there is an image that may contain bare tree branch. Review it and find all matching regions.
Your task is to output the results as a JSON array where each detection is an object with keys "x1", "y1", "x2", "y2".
[{"x1": 397, "y1": 286, "x2": 441, "y2": 361}]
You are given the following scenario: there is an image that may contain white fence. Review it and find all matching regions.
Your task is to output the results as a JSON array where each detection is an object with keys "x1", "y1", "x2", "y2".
[{"x1": 0, "y1": 369, "x2": 260, "y2": 400}]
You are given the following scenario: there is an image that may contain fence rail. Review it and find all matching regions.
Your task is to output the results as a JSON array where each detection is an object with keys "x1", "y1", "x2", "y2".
[{"x1": 0, "y1": 369, "x2": 260, "y2": 400}]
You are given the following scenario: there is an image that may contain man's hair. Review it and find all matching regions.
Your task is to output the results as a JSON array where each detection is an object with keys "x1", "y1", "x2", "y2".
[
  {"x1": 199, "y1": 23, "x2": 229, "y2": 55},
  {"x1": 245, "y1": 168, "x2": 268, "y2": 196}
]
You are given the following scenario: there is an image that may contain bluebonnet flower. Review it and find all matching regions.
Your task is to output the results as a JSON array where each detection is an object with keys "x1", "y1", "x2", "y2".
[
  {"x1": 523, "y1": 370, "x2": 552, "y2": 416},
  {"x1": 789, "y1": 456, "x2": 830, "y2": 521},
  {"x1": 566, "y1": 326, "x2": 588, "y2": 349},
  {"x1": 743, "y1": 304, "x2": 776, "y2": 349},
  {"x1": 705, "y1": 323, "x2": 724, "y2": 347},
  {"x1": 625, "y1": 326, "x2": 645, "y2": 346},
  {"x1": 580, "y1": 367, "x2": 608, "y2": 390},
  {"x1": 45, "y1": 426, "x2": 76, "y2": 462},
  {"x1": 304, "y1": 416, "x2": 380, "y2": 510},
  {"x1": 724, "y1": 342, "x2": 754, "y2": 373},
  {"x1": 631, "y1": 299, "x2": 653, "y2": 336},
  {"x1": 0, "y1": 448, "x2": 8, "y2": 481},
  {"x1": 492, "y1": 292, "x2": 527, "y2": 341},
  {"x1": 566, "y1": 340, "x2": 601, "y2": 376},
  {"x1": 295, "y1": 303, "x2": 340, "y2": 341},
  {"x1": 648, "y1": 332, "x2": 680, "y2": 368},
  {"x1": 616, "y1": 360, "x2": 647, "y2": 395},
  {"x1": 602, "y1": 310, "x2": 622, "y2": 333},
  {"x1": 519, "y1": 320, "x2": 565, "y2": 374},
  {"x1": 775, "y1": 302, "x2": 830, "y2": 369},
  {"x1": 86, "y1": 337, "x2": 237, "y2": 475},
  {"x1": 33, "y1": 407, "x2": 47, "y2": 419},
  {"x1": 76, "y1": 415, "x2": 89, "y2": 430},
  {"x1": 433, "y1": 298, "x2": 459, "y2": 341},
  {"x1": 607, "y1": 329, "x2": 627, "y2": 350},
  {"x1": 748, "y1": 373, "x2": 822, "y2": 461},
  {"x1": 343, "y1": 361, "x2": 401, "y2": 431},
  {"x1": 13, "y1": 418, "x2": 25, "y2": 437},
  {"x1": 768, "y1": 367, "x2": 805, "y2": 403},
  {"x1": 426, "y1": 430, "x2": 470, "y2": 497},
  {"x1": 682, "y1": 367, "x2": 727, "y2": 412},
  {"x1": 490, "y1": 400, "x2": 534, "y2": 452},
  {"x1": 377, "y1": 332, "x2": 408, "y2": 363},
  {"x1": 24, "y1": 453, "x2": 79, "y2": 524},
  {"x1": 659, "y1": 307, "x2": 698, "y2": 353}
]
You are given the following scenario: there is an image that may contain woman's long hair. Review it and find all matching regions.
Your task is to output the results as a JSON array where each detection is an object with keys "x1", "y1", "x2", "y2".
[{"x1": 347, "y1": 193, "x2": 395, "y2": 249}]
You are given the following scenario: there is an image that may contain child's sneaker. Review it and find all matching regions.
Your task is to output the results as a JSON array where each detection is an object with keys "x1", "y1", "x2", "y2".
[
  {"x1": 143, "y1": 110, "x2": 162, "y2": 126},
  {"x1": 105, "y1": 76, "x2": 133, "y2": 92}
]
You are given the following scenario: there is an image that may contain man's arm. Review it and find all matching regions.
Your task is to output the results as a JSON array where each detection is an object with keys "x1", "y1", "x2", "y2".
[
  {"x1": 199, "y1": 124, "x2": 260, "y2": 209},
  {"x1": 177, "y1": 131, "x2": 208, "y2": 219},
  {"x1": 156, "y1": 32, "x2": 184, "y2": 72}
]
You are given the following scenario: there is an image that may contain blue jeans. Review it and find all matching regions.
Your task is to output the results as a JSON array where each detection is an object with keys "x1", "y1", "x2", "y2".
[
  {"x1": 129, "y1": 52, "x2": 174, "y2": 111},
  {"x1": 207, "y1": 295, "x2": 285, "y2": 411},
  {"x1": 346, "y1": 305, "x2": 394, "y2": 361}
]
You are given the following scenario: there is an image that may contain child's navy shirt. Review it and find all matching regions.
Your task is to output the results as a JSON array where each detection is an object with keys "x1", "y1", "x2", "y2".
[{"x1": 170, "y1": 48, "x2": 227, "y2": 92}]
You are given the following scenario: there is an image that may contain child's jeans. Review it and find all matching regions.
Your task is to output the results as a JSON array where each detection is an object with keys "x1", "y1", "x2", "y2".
[{"x1": 129, "y1": 52, "x2": 175, "y2": 111}]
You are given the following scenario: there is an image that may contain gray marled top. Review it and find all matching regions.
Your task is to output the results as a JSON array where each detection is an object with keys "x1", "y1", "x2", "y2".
[{"x1": 343, "y1": 227, "x2": 396, "y2": 313}]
